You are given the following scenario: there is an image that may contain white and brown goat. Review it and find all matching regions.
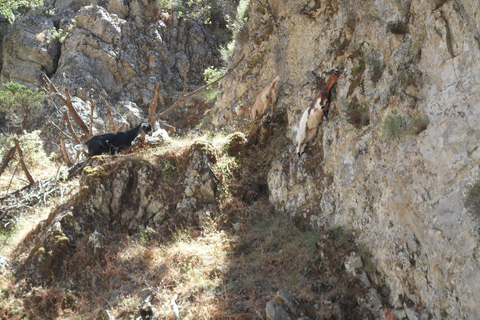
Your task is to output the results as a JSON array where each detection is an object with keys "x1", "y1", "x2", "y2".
[
  {"x1": 235, "y1": 76, "x2": 280, "y2": 121},
  {"x1": 295, "y1": 69, "x2": 340, "y2": 157}
]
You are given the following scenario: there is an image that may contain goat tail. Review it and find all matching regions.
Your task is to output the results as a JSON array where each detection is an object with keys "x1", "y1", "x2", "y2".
[{"x1": 272, "y1": 76, "x2": 280, "y2": 88}]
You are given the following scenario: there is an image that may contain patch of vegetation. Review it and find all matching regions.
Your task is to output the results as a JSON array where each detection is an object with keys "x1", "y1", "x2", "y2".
[
  {"x1": 0, "y1": 82, "x2": 45, "y2": 131},
  {"x1": 48, "y1": 19, "x2": 76, "y2": 43},
  {"x1": 464, "y1": 180, "x2": 480, "y2": 216},
  {"x1": 345, "y1": 97, "x2": 370, "y2": 129},
  {"x1": 387, "y1": 20, "x2": 408, "y2": 35},
  {"x1": 201, "y1": 0, "x2": 249, "y2": 93},
  {"x1": 0, "y1": 0, "x2": 43, "y2": 23},
  {"x1": 370, "y1": 58, "x2": 384, "y2": 84},
  {"x1": 351, "y1": 56, "x2": 366, "y2": 77},
  {"x1": 348, "y1": 48, "x2": 367, "y2": 97},
  {"x1": 202, "y1": 66, "x2": 224, "y2": 103},
  {"x1": 383, "y1": 110, "x2": 405, "y2": 140}
]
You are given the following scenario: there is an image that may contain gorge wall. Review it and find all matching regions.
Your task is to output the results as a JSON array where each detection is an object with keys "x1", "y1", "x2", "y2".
[
  {"x1": 216, "y1": 0, "x2": 480, "y2": 319},
  {"x1": 2, "y1": 0, "x2": 480, "y2": 318}
]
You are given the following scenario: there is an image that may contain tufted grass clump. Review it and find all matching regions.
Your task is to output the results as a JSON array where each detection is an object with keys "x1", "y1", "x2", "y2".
[
  {"x1": 345, "y1": 97, "x2": 370, "y2": 129},
  {"x1": 464, "y1": 180, "x2": 480, "y2": 216},
  {"x1": 383, "y1": 110, "x2": 405, "y2": 140},
  {"x1": 387, "y1": 21, "x2": 408, "y2": 35}
]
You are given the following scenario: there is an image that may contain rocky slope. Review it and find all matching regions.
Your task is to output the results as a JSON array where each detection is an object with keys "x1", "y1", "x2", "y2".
[{"x1": 216, "y1": 0, "x2": 480, "y2": 319}]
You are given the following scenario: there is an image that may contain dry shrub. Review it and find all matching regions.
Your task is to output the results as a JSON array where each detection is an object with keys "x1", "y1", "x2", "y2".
[
  {"x1": 387, "y1": 21, "x2": 408, "y2": 35},
  {"x1": 345, "y1": 97, "x2": 370, "y2": 129}
]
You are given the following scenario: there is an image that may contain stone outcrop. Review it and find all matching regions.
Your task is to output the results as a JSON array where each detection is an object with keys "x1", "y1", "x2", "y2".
[
  {"x1": 22, "y1": 140, "x2": 218, "y2": 281},
  {"x1": 216, "y1": 0, "x2": 480, "y2": 318},
  {"x1": 1, "y1": 0, "x2": 227, "y2": 106},
  {"x1": 0, "y1": 15, "x2": 60, "y2": 85}
]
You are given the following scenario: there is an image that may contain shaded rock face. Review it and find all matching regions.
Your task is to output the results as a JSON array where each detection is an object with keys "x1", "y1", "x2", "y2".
[
  {"x1": 1, "y1": 0, "x2": 227, "y2": 105},
  {"x1": 217, "y1": 0, "x2": 480, "y2": 318}
]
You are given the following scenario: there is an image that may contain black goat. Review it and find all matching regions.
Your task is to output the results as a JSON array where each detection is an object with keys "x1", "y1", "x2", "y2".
[{"x1": 85, "y1": 122, "x2": 152, "y2": 156}]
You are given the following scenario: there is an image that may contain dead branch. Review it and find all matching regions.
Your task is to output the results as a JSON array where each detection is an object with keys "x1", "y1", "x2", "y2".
[
  {"x1": 42, "y1": 73, "x2": 68, "y2": 105},
  {"x1": 65, "y1": 88, "x2": 90, "y2": 137},
  {"x1": 67, "y1": 157, "x2": 91, "y2": 180},
  {"x1": 48, "y1": 118, "x2": 76, "y2": 142},
  {"x1": 116, "y1": 123, "x2": 126, "y2": 132},
  {"x1": 151, "y1": 55, "x2": 244, "y2": 123},
  {"x1": 60, "y1": 139, "x2": 72, "y2": 167},
  {"x1": 0, "y1": 147, "x2": 16, "y2": 178},
  {"x1": 12, "y1": 138, "x2": 35, "y2": 186},
  {"x1": 149, "y1": 82, "x2": 162, "y2": 121},
  {"x1": 42, "y1": 73, "x2": 90, "y2": 138},
  {"x1": 89, "y1": 100, "x2": 97, "y2": 137},
  {"x1": 102, "y1": 98, "x2": 116, "y2": 131},
  {"x1": 141, "y1": 82, "x2": 162, "y2": 144},
  {"x1": 63, "y1": 112, "x2": 81, "y2": 144},
  {"x1": 171, "y1": 294, "x2": 181, "y2": 320}
]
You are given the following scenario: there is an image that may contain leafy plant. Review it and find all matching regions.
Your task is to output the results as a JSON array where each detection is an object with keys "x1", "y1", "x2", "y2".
[
  {"x1": 202, "y1": 66, "x2": 225, "y2": 103},
  {"x1": 0, "y1": 0, "x2": 43, "y2": 23},
  {"x1": 0, "y1": 82, "x2": 45, "y2": 130}
]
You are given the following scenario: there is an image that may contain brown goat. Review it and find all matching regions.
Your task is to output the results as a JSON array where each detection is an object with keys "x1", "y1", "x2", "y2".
[
  {"x1": 295, "y1": 69, "x2": 340, "y2": 157},
  {"x1": 235, "y1": 76, "x2": 280, "y2": 121},
  {"x1": 311, "y1": 68, "x2": 340, "y2": 121}
]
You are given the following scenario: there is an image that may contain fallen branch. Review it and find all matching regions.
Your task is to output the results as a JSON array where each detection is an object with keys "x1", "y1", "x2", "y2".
[
  {"x1": 151, "y1": 54, "x2": 245, "y2": 123},
  {"x1": 171, "y1": 294, "x2": 181, "y2": 320},
  {"x1": 115, "y1": 123, "x2": 126, "y2": 132},
  {"x1": 42, "y1": 73, "x2": 68, "y2": 105}
]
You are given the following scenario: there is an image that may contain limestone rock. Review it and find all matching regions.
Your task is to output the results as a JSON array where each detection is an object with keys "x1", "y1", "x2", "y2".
[
  {"x1": 1, "y1": 15, "x2": 60, "y2": 85},
  {"x1": 265, "y1": 300, "x2": 291, "y2": 320}
]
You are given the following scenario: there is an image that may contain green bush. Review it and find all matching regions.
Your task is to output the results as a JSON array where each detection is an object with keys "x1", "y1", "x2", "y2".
[
  {"x1": 0, "y1": 0, "x2": 43, "y2": 23},
  {"x1": 0, "y1": 82, "x2": 45, "y2": 130}
]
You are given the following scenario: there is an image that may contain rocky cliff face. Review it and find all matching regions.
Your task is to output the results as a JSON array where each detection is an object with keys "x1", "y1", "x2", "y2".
[{"x1": 216, "y1": 0, "x2": 480, "y2": 318}]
